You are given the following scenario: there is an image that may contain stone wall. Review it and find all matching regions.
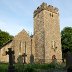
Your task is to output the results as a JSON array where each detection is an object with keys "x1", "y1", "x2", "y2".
[
  {"x1": 12, "y1": 30, "x2": 31, "y2": 63},
  {"x1": 34, "y1": 2, "x2": 62, "y2": 63},
  {"x1": 0, "y1": 2, "x2": 62, "y2": 64},
  {"x1": 0, "y1": 30, "x2": 34, "y2": 63},
  {"x1": 44, "y1": 10, "x2": 62, "y2": 63},
  {"x1": 34, "y1": 2, "x2": 59, "y2": 17},
  {"x1": 0, "y1": 41, "x2": 13, "y2": 62},
  {"x1": 34, "y1": 11, "x2": 45, "y2": 63}
]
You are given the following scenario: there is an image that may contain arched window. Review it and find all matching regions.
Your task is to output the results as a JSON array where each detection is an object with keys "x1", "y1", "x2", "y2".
[
  {"x1": 51, "y1": 41, "x2": 57, "y2": 51},
  {"x1": 52, "y1": 55, "x2": 57, "y2": 63},
  {"x1": 19, "y1": 41, "x2": 22, "y2": 55},
  {"x1": 50, "y1": 13, "x2": 53, "y2": 17},
  {"x1": 52, "y1": 55, "x2": 56, "y2": 60}
]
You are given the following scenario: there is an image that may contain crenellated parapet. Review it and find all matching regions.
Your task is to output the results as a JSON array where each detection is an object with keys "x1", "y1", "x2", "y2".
[{"x1": 34, "y1": 2, "x2": 59, "y2": 17}]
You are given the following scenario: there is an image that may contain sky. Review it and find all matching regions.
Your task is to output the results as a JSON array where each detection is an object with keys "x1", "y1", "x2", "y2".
[{"x1": 0, "y1": 0, "x2": 72, "y2": 36}]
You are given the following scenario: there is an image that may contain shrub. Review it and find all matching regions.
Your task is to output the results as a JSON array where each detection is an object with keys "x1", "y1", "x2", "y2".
[{"x1": 24, "y1": 66, "x2": 36, "y2": 72}]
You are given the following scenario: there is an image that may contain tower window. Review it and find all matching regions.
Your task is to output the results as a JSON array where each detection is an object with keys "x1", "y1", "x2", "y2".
[
  {"x1": 19, "y1": 41, "x2": 22, "y2": 53},
  {"x1": 50, "y1": 13, "x2": 53, "y2": 17},
  {"x1": 50, "y1": 13, "x2": 51, "y2": 16},
  {"x1": 52, "y1": 14, "x2": 53, "y2": 17}
]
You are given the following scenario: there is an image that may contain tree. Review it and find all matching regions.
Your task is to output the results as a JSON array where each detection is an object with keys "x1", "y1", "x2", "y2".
[
  {"x1": 0, "y1": 29, "x2": 13, "y2": 48},
  {"x1": 61, "y1": 27, "x2": 72, "y2": 59}
]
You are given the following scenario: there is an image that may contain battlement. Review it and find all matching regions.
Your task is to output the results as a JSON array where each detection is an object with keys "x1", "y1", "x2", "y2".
[{"x1": 34, "y1": 2, "x2": 59, "y2": 17}]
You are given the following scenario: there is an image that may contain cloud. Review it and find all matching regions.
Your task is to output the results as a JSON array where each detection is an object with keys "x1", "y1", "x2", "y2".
[{"x1": 0, "y1": 20, "x2": 26, "y2": 36}]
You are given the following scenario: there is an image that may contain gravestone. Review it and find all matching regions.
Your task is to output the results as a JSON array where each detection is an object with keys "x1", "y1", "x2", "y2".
[
  {"x1": 30, "y1": 37, "x2": 34, "y2": 64},
  {"x1": 6, "y1": 48, "x2": 15, "y2": 72},
  {"x1": 17, "y1": 55, "x2": 23, "y2": 64},
  {"x1": 22, "y1": 53, "x2": 27, "y2": 64},
  {"x1": 17, "y1": 55, "x2": 23, "y2": 70},
  {"x1": 66, "y1": 52, "x2": 72, "y2": 72},
  {"x1": 64, "y1": 48, "x2": 72, "y2": 72},
  {"x1": 30, "y1": 54, "x2": 34, "y2": 64}
]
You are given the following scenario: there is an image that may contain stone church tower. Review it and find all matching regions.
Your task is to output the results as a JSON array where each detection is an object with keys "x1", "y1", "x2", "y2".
[
  {"x1": 34, "y1": 2, "x2": 62, "y2": 63},
  {"x1": 0, "y1": 2, "x2": 62, "y2": 64}
]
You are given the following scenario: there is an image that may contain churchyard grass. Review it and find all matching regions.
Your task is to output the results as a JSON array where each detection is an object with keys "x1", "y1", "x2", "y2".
[
  {"x1": 15, "y1": 63, "x2": 66, "y2": 72},
  {"x1": 0, "y1": 63, "x2": 8, "y2": 72},
  {"x1": 0, "y1": 63, "x2": 66, "y2": 72}
]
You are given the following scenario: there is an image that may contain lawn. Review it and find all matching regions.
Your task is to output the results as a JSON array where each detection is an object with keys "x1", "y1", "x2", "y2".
[{"x1": 0, "y1": 63, "x2": 66, "y2": 72}]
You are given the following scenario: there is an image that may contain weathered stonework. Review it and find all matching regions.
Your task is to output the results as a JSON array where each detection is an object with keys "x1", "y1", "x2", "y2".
[
  {"x1": 0, "y1": 30, "x2": 32, "y2": 63},
  {"x1": 12, "y1": 30, "x2": 31, "y2": 63},
  {"x1": 34, "y1": 2, "x2": 62, "y2": 63},
  {"x1": 0, "y1": 2, "x2": 62, "y2": 63},
  {"x1": 34, "y1": 2, "x2": 59, "y2": 17},
  {"x1": 0, "y1": 41, "x2": 13, "y2": 62}
]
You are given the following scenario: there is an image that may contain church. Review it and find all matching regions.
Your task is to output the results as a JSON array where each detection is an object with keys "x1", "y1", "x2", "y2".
[{"x1": 0, "y1": 2, "x2": 62, "y2": 63}]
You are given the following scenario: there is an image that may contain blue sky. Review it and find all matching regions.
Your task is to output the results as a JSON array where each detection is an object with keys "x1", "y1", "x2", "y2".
[{"x1": 0, "y1": 0, "x2": 72, "y2": 36}]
